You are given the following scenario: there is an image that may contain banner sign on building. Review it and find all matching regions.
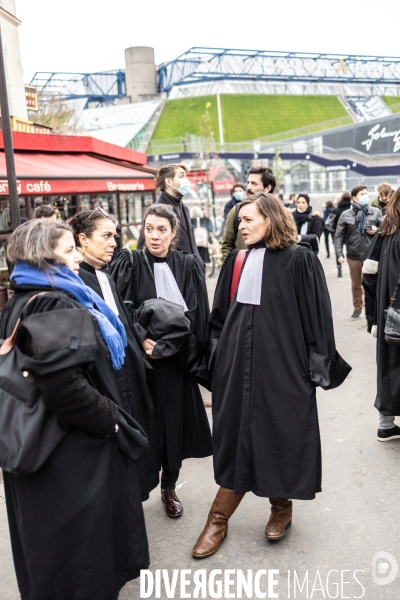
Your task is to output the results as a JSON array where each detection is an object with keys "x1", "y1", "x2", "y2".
[
  {"x1": 25, "y1": 85, "x2": 38, "y2": 111},
  {"x1": 323, "y1": 115, "x2": 400, "y2": 156}
]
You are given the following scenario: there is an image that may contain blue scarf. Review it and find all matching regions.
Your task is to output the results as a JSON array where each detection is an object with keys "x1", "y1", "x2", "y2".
[
  {"x1": 11, "y1": 262, "x2": 127, "y2": 370},
  {"x1": 351, "y1": 201, "x2": 369, "y2": 235}
]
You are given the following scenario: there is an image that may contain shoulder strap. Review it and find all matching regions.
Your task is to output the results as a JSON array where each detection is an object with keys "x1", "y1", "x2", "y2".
[
  {"x1": 0, "y1": 291, "x2": 49, "y2": 355},
  {"x1": 234, "y1": 204, "x2": 240, "y2": 239},
  {"x1": 229, "y1": 250, "x2": 246, "y2": 303}
]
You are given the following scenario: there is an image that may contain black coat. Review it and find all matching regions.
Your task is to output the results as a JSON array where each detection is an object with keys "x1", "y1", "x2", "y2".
[
  {"x1": 362, "y1": 231, "x2": 400, "y2": 415},
  {"x1": 208, "y1": 245, "x2": 338, "y2": 499},
  {"x1": 110, "y1": 248, "x2": 212, "y2": 476},
  {"x1": 135, "y1": 298, "x2": 190, "y2": 357},
  {"x1": 78, "y1": 261, "x2": 158, "y2": 495},
  {"x1": 139, "y1": 192, "x2": 205, "y2": 272},
  {"x1": 0, "y1": 288, "x2": 149, "y2": 600},
  {"x1": 293, "y1": 207, "x2": 323, "y2": 254},
  {"x1": 333, "y1": 198, "x2": 351, "y2": 230},
  {"x1": 223, "y1": 196, "x2": 240, "y2": 221}
]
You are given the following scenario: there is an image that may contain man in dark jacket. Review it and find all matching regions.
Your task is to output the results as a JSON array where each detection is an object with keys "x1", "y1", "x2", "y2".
[
  {"x1": 334, "y1": 185, "x2": 383, "y2": 320},
  {"x1": 138, "y1": 163, "x2": 205, "y2": 272},
  {"x1": 221, "y1": 167, "x2": 276, "y2": 259}
]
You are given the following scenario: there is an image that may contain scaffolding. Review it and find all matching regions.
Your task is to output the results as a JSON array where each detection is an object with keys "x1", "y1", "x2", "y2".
[
  {"x1": 30, "y1": 70, "x2": 126, "y2": 108},
  {"x1": 158, "y1": 47, "x2": 400, "y2": 95}
]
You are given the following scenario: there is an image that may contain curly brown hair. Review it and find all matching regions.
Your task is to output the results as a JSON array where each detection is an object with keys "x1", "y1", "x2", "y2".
[
  {"x1": 239, "y1": 192, "x2": 298, "y2": 250},
  {"x1": 380, "y1": 186, "x2": 400, "y2": 237},
  {"x1": 69, "y1": 209, "x2": 116, "y2": 248}
]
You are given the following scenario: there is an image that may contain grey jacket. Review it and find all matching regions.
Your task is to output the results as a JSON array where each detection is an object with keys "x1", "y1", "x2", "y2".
[
  {"x1": 134, "y1": 298, "x2": 190, "y2": 358},
  {"x1": 334, "y1": 206, "x2": 383, "y2": 261}
]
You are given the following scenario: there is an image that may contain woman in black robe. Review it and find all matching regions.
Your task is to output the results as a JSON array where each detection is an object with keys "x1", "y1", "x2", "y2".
[
  {"x1": 0, "y1": 220, "x2": 149, "y2": 600},
  {"x1": 362, "y1": 187, "x2": 400, "y2": 440},
  {"x1": 193, "y1": 192, "x2": 349, "y2": 559},
  {"x1": 69, "y1": 208, "x2": 158, "y2": 496},
  {"x1": 292, "y1": 193, "x2": 323, "y2": 254},
  {"x1": 110, "y1": 203, "x2": 212, "y2": 519}
]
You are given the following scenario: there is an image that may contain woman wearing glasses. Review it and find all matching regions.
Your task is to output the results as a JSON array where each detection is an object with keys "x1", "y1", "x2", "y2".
[
  {"x1": 110, "y1": 204, "x2": 212, "y2": 519},
  {"x1": 69, "y1": 208, "x2": 157, "y2": 496},
  {"x1": 0, "y1": 220, "x2": 149, "y2": 600}
]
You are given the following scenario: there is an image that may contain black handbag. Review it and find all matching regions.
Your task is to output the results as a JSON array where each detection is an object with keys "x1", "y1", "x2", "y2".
[
  {"x1": 384, "y1": 274, "x2": 400, "y2": 344},
  {"x1": 0, "y1": 294, "x2": 69, "y2": 475}
]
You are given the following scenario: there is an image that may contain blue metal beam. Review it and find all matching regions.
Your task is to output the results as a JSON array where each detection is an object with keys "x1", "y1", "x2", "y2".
[
  {"x1": 30, "y1": 70, "x2": 126, "y2": 105},
  {"x1": 158, "y1": 47, "x2": 400, "y2": 93}
]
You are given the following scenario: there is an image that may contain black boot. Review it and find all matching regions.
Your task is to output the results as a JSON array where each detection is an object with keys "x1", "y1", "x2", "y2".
[{"x1": 337, "y1": 265, "x2": 342, "y2": 278}]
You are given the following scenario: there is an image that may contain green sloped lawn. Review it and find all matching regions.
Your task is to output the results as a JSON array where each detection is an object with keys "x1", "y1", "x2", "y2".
[
  {"x1": 151, "y1": 94, "x2": 350, "y2": 143},
  {"x1": 151, "y1": 96, "x2": 220, "y2": 141},
  {"x1": 382, "y1": 96, "x2": 400, "y2": 114},
  {"x1": 221, "y1": 95, "x2": 349, "y2": 142}
]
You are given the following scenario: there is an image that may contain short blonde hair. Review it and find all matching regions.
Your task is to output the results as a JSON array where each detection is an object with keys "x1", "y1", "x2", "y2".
[
  {"x1": 7, "y1": 220, "x2": 72, "y2": 270},
  {"x1": 378, "y1": 182, "x2": 392, "y2": 196}
]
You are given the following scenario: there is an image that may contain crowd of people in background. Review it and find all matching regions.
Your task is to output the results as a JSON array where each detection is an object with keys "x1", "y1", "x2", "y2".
[{"x1": 0, "y1": 161, "x2": 398, "y2": 599}]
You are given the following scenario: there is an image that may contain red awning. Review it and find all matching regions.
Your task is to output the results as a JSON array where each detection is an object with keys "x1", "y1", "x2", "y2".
[
  {"x1": 0, "y1": 132, "x2": 150, "y2": 167},
  {"x1": 0, "y1": 151, "x2": 156, "y2": 195}
]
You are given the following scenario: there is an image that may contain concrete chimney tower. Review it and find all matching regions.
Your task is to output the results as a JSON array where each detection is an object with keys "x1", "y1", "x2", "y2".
[{"x1": 124, "y1": 46, "x2": 157, "y2": 103}]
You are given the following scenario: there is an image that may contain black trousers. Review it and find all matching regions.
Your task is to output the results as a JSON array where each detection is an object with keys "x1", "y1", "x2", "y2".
[
  {"x1": 160, "y1": 453, "x2": 180, "y2": 489},
  {"x1": 323, "y1": 229, "x2": 334, "y2": 256}
]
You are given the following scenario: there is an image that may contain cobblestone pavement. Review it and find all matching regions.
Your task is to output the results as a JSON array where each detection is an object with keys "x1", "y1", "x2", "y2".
[{"x1": 1, "y1": 250, "x2": 400, "y2": 599}]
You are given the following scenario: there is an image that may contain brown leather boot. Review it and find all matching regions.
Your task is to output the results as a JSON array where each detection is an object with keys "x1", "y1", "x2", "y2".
[
  {"x1": 192, "y1": 487, "x2": 245, "y2": 558},
  {"x1": 265, "y1": 498, "x2": 292, "y2": 540}
]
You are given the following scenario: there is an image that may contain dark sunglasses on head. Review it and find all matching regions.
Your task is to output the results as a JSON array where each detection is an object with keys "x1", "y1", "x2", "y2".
[{"x1": 84, "y1": 206, "x2": 110, "y2": 222}]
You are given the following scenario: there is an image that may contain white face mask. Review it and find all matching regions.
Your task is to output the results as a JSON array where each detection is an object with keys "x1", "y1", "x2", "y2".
[
  {"x1": 171, "y1": 177, "x2": 191, "y2": 197},
  {"x1": 297, "y1": 207, "x2": 308, "y2": 213},
  {"x1": 357, "y1": 194, "x2": 369, "y2": 207}
]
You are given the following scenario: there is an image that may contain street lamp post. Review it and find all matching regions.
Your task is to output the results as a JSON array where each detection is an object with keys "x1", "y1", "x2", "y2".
[{"x1": 0, "y1": 16, "x2": 20, "y2": 230}]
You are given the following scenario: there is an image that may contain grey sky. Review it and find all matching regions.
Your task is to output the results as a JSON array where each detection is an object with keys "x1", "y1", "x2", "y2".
[{"x1": 17, "y1": 0, "x2": 400, "y2": 83}]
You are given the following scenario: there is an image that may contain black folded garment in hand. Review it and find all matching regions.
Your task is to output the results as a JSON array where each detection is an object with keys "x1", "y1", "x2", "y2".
[{"x1": 134, "y1": 298, "x2": 190, "y2": 358}]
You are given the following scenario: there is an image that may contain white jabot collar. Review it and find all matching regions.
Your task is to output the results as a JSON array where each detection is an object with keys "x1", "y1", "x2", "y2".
[
  {"x1": 236, "y1": 248, "x2": 266, "y2": 305},
  {"x1": 95, "y1": 270, "x2": 119, "y2": 316},
  {"x1": 154, "y1": 262, "x2": 188, "y2": 312}
]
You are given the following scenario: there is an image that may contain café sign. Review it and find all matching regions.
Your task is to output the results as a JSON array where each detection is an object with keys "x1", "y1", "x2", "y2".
[{"x1": 0, "y1": 179, "x2": 152, "y2": 196}]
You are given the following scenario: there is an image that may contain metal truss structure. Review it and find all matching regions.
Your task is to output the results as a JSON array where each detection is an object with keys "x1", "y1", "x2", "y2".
[
  {"x1": 158, "y1": 47, "x2": 400, "y2": 93},
  {"x1": 30, "y1": 70, "x2": 126, "y2": 108}
]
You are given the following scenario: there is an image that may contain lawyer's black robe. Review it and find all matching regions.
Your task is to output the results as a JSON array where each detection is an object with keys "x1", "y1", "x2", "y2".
[
  {"x1": 208, "y1": 245, "x2": 337, "y2": 500},
  {"x1": 110, "y1": 248, "x2": 212, "y2": 479},
  {"x1": 79, "y1": 261, "x2": 158, "y2": 495},
  {"x1": 0, "y1": 287, "x2": 149, "y2": 600},
  {"x1": 362, "y1": 231, "x2": 400, "y2": 415}
]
